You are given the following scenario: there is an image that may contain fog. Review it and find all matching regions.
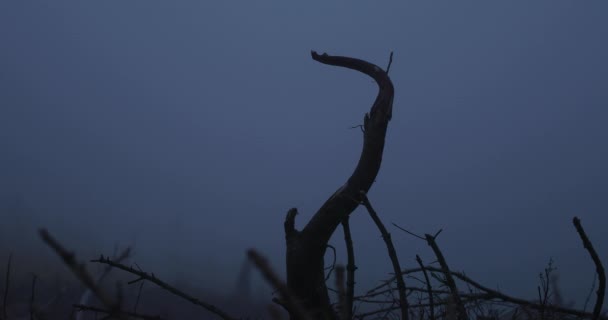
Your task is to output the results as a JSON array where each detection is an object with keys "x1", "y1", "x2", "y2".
[{"x1": 1, "y1": 0, "x2": 607, "y2": 311}]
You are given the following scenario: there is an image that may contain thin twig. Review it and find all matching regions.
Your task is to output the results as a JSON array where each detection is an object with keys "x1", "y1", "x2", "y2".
[
  {"x1": 538, "y1": 285, "x2": 545, "y2": 320},
  {"x1": 133, "y1": 281, "x2": 144, "y2": 314},
  {"x1": 424, "y1": 233, "x2": 468, "y2": 320},
  {"x1": 76, "y1": 246, "x2": 131, "y2": 320},
  {"x1": 449, "y1": 267, "x2": 605, "y2": 319},
  {"x1": 350, "y1": 124, "x2": 365, "y2": 133},
  {"x1": 355, "y1": 293, "x2": 493, "y2": 319},
  {"x1": 376, "y1": 266, "x2": 606, "y2": 319},
  {"x1": 392, "y1": 223, "x2": 425, "y2": 241},
  {"x1": 538, "y1": 258, "x2": 555, "y2": 320},
  {"x1": 573, "y1": 217, "x2": 605, "y2": 320},
  {"x1": 342, "y1": 216, "x2": 356, "y2": 320},
  {"x1": 356, "y1": 289, "x2": 488, "y2": 304},
  {"x1": 2, "y1": 253, "x2": 11, "y2": 320},
  {"x1": 365, "y1": 265, "x2": 455, "y2": 295},
  {"x1": 416, "y1": 255, "x2": 435, "y2": 320},
  {"x1": 360, "y1": 191, "x2": 409, "y2": 320},
  {"x1": 386, "y1": 51, "x2": 394, "y2": 74},
  {"x1": 325, "y1": 244, "x2": 337, "y2": 281},
  {"x1": 584, "y1": 274, "x2": 597, "y2": 312},
  {"x1": 90, "y1": 255, "x2": 236, "y2": 320}
]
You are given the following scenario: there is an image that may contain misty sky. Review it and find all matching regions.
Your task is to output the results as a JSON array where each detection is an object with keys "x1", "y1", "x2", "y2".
[{"x1": 1, "y1": 1, "x2": 607, "y2": 308}]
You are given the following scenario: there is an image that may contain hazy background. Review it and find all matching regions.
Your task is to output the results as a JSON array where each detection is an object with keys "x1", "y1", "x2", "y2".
[{"x1": 1, "y1": 0, "x2": 607, "y2": 309}]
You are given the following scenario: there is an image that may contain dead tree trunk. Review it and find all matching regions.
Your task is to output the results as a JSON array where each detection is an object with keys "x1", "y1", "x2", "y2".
[{"x1": 284, "y1": 51, "x2": 395, "y2": 319}]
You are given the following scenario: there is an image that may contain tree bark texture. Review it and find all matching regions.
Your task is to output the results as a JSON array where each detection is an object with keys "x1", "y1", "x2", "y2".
[{"x1": 284, "y1": 51, "x2": 395, "y2": 319}]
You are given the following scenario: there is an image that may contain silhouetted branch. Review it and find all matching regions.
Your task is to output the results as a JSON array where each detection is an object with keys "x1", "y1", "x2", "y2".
[
  {"x1": 537, "y1": 259, "x2": 555, "y2": 320},
  {"x1": 416, "y1": 255, "x2": 434, "y2": 320},
  {"x1": 311, "y1": 51, "x2": 394, "y2": 123},
  {"x1": 573, "y1": 217, "x2": 605, "y2": 320},
  {"x1": 76, "y1": 246, "x2": 131, "y2": 320},
  {"x1": 133, "y1": 281, "x2": 144, "y2": 314},
  {"x1": 91, "y1": 255, "x2": 235, "y2": 320},
  {"x1": 371, "y1": 265, "x2": 606, "y2": 319},
  {"x1": 424, "y1": 233, "x2": 467, "y2": 320},
  {"x1": 342, "y1": 216, "x2": 356, "y2": 320},
  {"x1": 585, "y1": 274, "x2": 598, "y2": 313},
  {"x1": 360, "y1": 192, "x2": 409, "y2": 320},
  {"x1": 366, "y1": 265, "x2": 455, "y2": 296},
  {"x1": 445, "y1": 267, "x2": 605, "y2": 319},
  {"x1": 356, "y1": 288, "x2": 488, "y2": 304},
  {"x1": 285, "y1": 51, "x2": 395, "y2": 319},
  {"x1": 354, "y1": 293, "x2": 492, "y2": 319}
]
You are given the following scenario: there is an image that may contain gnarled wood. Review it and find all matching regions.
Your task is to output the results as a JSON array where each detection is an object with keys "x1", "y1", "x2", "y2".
[{"x1": 285, "y1": 51, "x2": 395, "y2": 319}]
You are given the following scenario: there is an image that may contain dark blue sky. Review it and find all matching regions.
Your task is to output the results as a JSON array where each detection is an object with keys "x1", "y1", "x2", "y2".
[{"x1": 1, "y1": 1, "x2": 607, "y2": 307}]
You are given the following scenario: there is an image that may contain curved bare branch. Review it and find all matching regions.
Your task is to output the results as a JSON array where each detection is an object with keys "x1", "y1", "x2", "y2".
[{"x1": 285, "y1": 51, "x2": 395, "y2": 319}]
